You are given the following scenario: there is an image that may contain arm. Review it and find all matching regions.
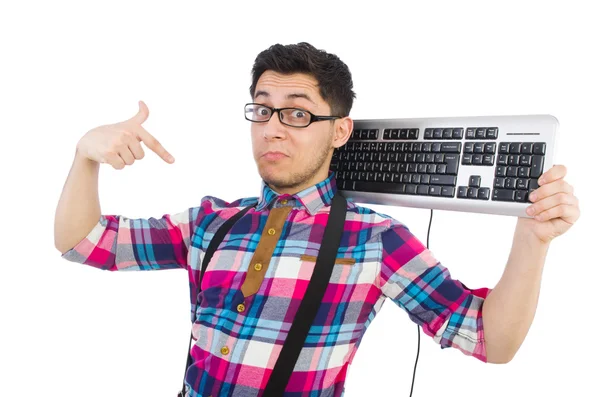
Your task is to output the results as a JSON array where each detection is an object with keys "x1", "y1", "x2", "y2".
[
  {"x1": 482, "y1": 220, "x2": 549, "y2": 364},
  {"x1": 482, "y1": 164, "x2": 580, "y2": 363}
]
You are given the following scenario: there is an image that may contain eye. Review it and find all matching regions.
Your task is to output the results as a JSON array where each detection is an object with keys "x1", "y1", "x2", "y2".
[
  {"x1": 291, "y1": 109, "x2": 308, "y2": 119},
  {"x1": 257, "y1": 106, "x2": 270, "y2": 116}
]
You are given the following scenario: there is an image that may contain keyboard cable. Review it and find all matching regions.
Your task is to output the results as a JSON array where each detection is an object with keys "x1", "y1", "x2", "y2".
[{"x1": 408, "y1": 208, "x2": 433, "y2": 397}]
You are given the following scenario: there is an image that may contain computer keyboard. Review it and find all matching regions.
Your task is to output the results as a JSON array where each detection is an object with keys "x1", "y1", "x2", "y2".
[{"x1": 330, "y1": 115, "x2": 558, "y2": 217}]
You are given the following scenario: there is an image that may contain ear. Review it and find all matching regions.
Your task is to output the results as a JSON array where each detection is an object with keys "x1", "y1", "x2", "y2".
[{"x1": 332, "y1": 117, "x2": 354, "y2": 149}]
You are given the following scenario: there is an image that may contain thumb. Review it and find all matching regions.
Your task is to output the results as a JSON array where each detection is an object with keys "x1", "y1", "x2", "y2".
[{"x1": 128, "y1": 100, "x2": 149, "y2": 124}]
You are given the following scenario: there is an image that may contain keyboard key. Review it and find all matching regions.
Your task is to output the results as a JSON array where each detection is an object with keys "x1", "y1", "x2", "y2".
[
  {"x1": 442, "y1": 128, "x2": 453, "y2": 139},
  {"x1": 497, "y1": 154, "x2": 508, "y2": 165},
  {"x1": 467, "y1": 187, "x2": 478, "y2": 198},
  {"x1": 466, "y1": 128, "x2": 476, "y2": 139},
  {"x1": 417, "y1": 185, "x2": 429, "y2": 195},
  {"x1": 452, "y1": 128, "x2": 464, "y2": 139},
  {"x1": 493, "y1": 189, "x2": 516, "y2": 201},
  {"x1": 408, "y1": 129, "x2": 419, "y2": 139},
  {"x1": 461, "y1": 154, "x2": 472, "y2": 165},
  {"x1": 458, "y1": 186, "x2": 468, "y2": 198},
  {"x1": 518, "y1": 167, "x2": 531, "y2": 178},
  {"x1": 472, "y1": 154, "x2": 483, "y2": 165},
  {"x1": 433, "y1": 129, "x2": 443, "y2": 139},
  {"x1": 444, "y1": 154, "x2": 460, "y2": 175},
  {"x1": 494, "y1": 177, "x2": 505, "y2": 188},
  {"x1": 509, "y1": 143, "x2": 521, "y2": 154},
  {"x1": 441, "y1": 142, "x2": 461, "y2": 153},
  {"x1": 530, "y1": 155, "x2": 544, "y2": 178},
  {"x1": 521, "y1": 142, "x2": 533, "y2": 154},
  {"x1": 474, "y1": 143, "x2": 485, "y2": 153},
  {"x1": 486, "y1": 128, "x2": 499, "y2": 139},
  {"x1": 484, "y1": 143, "x2": 496, "y2": 153},
  {"x1": 354, "y1": 181, "x2": 404, "y2": 194},
  {"x1": 516, "y1": 178, "x2": 529, "y2": 190},
  {"x1": 499, "y1": 142, "x2": 510, "y2": 154},
  {"x1": 533, "y1": 142, "x2": 546, "y2": 155},
  {"x1": 405, "y1": 184, "x2": 418, "y2": 194},
  {"x1": 441, "y1": 186, "x2": 455, "y2": 197},
  {"x1": 478, "y1": 187, "x2": 490, "y2": 200},
  {"x1": 429, "y1": 186, "x2": 442, "y2": 196},
  {"x1": 483, "y1": 155, "x2": 495, "y2": 165},
  {"x1": 429, "y1": 175, "x2": 457, "y2": 186},
  {"x1": 424, "y1": 128, "x2": 433, "y2": 139},
  {"x1": 469, "y1": 175, "x2": 481, "y2": 188},
  {"x1": 464, "y1": 143, "x2": 474, "y2": 153},
  {"x1": 515, "y1": 190, "x2": 528, "y2": 202},
  {"x1": 476, "y1": 128, "x2": 487, "y2": 139}
]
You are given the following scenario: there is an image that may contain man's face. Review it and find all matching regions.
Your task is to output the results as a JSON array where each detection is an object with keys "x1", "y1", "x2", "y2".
[{"x1": 251, "y1": 70, "x2": 348, "y2": 193}]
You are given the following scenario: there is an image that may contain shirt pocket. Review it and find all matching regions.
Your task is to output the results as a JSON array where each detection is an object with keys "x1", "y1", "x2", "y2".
[{"x1": 299, "y1": 254, "x2": 356, "y2": 265}]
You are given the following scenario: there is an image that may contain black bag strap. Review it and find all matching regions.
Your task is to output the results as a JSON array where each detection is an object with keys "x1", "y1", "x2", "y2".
[
  {"x1": 179, "y1": 203, "x2": 256, "y2": 397},
  {"x1": 263, "y1": 192, "x2": 347, "y2": 396}
]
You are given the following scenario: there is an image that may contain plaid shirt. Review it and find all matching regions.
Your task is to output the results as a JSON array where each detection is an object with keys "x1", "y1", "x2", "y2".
[{"x1": 61, "y1": 171, "x2": 491, "y2": 397}]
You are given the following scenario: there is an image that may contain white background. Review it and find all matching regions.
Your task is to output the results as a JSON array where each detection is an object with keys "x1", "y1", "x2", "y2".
[{"x1": 1, "y1": 1, "x2": 598, "y2": 396}]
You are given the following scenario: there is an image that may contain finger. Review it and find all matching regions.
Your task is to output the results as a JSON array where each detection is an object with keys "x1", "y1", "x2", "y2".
[
  {"x1": 528, "y1": 179, "x2": 573, "y2": 202},
  {"x1": 128, "y1": 123, "x2": 175, "y2": 163},
  {"x1": 533, "y1": 203, "x2": 580, "y2": 224},
  {"x1": 118, "y1": 147, "x2": 136, "y2": 165},
  {"x1": 104, "y1": 152, "x2": 126, "y2": 170},
  {"x1": 125, "y1": 100, "x2": 150, "y2": 125},
  {"x1": 127, "y1": 140, "x2": 145, "y2": 160},
  {"x1": 527, "y1": 192, "x2": 578, "y2": 217},
  {"x1": 538, "y1": 164, "x2": 567, "y2": 186}
]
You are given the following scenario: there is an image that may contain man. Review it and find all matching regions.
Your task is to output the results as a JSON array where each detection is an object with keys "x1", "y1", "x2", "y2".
[{"x1": 55, "y1": 42, "x2": 580, "y2": 396}]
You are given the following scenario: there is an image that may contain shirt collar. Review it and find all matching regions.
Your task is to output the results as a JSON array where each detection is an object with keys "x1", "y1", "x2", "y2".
[{"x1": 256, "y1": 170, "x2": 337, "y2": 215}]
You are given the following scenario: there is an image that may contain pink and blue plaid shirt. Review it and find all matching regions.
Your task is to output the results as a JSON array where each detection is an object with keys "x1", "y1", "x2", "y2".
[{"x1": 61, "y1": 170, "x2": 491, "y2": 396}]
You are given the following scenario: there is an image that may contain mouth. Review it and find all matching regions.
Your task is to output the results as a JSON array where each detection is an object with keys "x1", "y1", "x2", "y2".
[{"x1": 262, "y1": 152, "x2": 288, "y2": 161}]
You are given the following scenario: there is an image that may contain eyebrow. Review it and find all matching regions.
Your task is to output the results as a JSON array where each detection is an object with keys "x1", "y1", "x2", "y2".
[{"x1": 254, "y1": 90, "x2": 317, "y2": 106}]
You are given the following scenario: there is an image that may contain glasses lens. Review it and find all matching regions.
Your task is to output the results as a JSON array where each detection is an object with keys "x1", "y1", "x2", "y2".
[
  {"x1": 280, "y1": 108, "x2": 311, "y2": 127},
  {"x1": 245, "y1": 104, "x2": 271, "y2": 122}
]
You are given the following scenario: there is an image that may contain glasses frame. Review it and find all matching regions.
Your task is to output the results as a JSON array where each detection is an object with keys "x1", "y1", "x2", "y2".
[{"x1": 244, "y1": 102, "x2": 342, "y2": 128}]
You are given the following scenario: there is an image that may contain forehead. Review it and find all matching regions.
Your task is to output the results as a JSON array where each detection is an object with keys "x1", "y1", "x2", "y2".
[{"x1": 254, "y1": 71, "x2": 325, "y2": 107}]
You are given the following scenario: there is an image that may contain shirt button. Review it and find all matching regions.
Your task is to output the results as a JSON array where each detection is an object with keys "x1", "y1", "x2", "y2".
[
  {"x1": 280, "y1": 199, "x2": 288, "y2": 205},
  {"x1": 254, "y1": 263, "x2": 263, "y2": 271},
  {"x1": 237, "y1": 303, "x2": 245, "y2": 312},
  {"x1": 221, "y1": 346, "x2": 230, "y2": 355},
  {"x1": 267, "y1": 228, "x2": 276, "y2": 235}
]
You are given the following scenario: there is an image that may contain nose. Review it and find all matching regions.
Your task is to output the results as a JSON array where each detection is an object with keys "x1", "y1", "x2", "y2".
[{"x1": 262, "y1": 111, "x2": 287, "y2": 140}]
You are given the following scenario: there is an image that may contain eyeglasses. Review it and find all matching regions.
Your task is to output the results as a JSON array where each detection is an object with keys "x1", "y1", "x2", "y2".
[{"x1": 244, "y1": 103, "x2": 342, "y2": 128}]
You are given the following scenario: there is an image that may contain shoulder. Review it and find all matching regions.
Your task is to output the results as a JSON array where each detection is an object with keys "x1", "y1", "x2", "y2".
[{"x1": 343, "y1": 198, "x2": 411, "y2": 237}]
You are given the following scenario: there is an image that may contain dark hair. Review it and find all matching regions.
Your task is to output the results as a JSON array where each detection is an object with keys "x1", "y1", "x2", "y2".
[{"x1": 249, "y1": 42, "x2": 356, "y2": 117}]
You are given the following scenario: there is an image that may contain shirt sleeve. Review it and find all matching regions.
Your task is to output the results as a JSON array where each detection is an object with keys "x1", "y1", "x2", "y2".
[
  {"x1": 60, "y1": 207, "x2": 200, "y2": 271},
  {"x1": 379, "y1": 222, "x2": 492, "y2": 362}
]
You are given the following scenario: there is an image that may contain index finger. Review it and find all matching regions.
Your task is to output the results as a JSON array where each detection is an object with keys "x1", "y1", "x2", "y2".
[{"x1": 129, "y1": 123, "x2": 175, "y2": 163}]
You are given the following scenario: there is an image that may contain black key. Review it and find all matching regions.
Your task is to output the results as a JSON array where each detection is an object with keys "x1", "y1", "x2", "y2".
[
  {"x1": 408, "y1": 129, "x2": 419, "y2": 139},
  {"x1": 400, "y1": 129, "x2": 409, "y2": 139},
  {"x1": 405, "y1": 184, "x2": 418, "y2": 194},
  {"x1": 462, "y1": 154, "x2": 473, "y2": 165},
  {"x1": 516, "y1": 178, "x2": 529, "y2": 190},
  {"x1": 467, "y1": 187, "x2": 478, "y2": 198},
  {"x1": 421, "y1": 174, "x2": 430, "y2": 184},
  {"x1": 417, "y1": 163, "x2": 428, "y2": 173},
  {"x1": 494, "y1": 177, "x2": 505, "y2": 188},
  {"x1": 466, "y1": 128, "x2": 476, "y2": 139},
  {"x1": 402, "y1": 174, "x2": 411, "y2": 183},
  {"x1": 429, "y1": 185, "x2": 442, "y2": 196},
  {"x1": 505, "y1": 178, "x2": 517, "y2": 189},
  {"x1": 425, "y1": 153, "x2": 435, "y2": 163},
  {"x1": 515, "y1": 190, "x2": 528, "y2": 202},
  {"x1": 433, "y1": 129, "x2": 443, "y2": 139},
  {"x1": 432, "y1": 143, "x2": 442, "y2": 152},
  {"x1": 424, "y1": 129, "x2": 433, "y2": 139},
  {"x1": 478, "y1": 187, "x2": 490, "y2": 200},
  {"x1": 497, "y1": 154, "x2": 508, "y2": 165},
  {"x1": 486, "y1": 128, "x2": 499, "y2": 139},
  {"x1": 531, "y1": 155, "x2": 544, "y2": 178},
  {"x1": 493, "y1": 189, "x2": 516, "y2": 202},
  {"x1": 530, "y1": 178, "x2": 540, "y2": 190},
  {"x1": 510, "y1": 143, "x2": 521, "y2": 154},
  {"x1": 472, "y1": 154, "x2": 483, "y2": 165},
  {"x1": 411, "y1": 174, "x2": 421, "y2": 184},
  {"x1": 469, "y1": 175, "x2": 481, "y2": 188},
  {"x1": 441, "y1": 142, "x2": 461, "y2": 153},
  {"x1": 436, "y1": 164, "x2": 447, "y2": 174},
  {"x1": 474, "y1": 143, "x2": 485, "y2": 153},
  {"x1": 422, "y1": 143, "x2": 432, "y2": 152},
  {"x1": 506, "y1": 166, "x2": 519, "y2": 177},
  {"x1": 484, "y1": 143, "x2": 496, "y2": 154},
  {"x1": 444, "y1": 154, "x2": 460, "y2": 175},
  {"x1": 464, "y1": 142, "x2": 474, "y2": 153},
  {"x1": 427, "y1": 164, "x2": 437, "y2": 174},
  {"x1": 435, "y1": 153, "x2": 445, "y2": 163},
  {"x1": 509, "y1": 155, "x2": 520, "y2": 166},
  {"x1": 417, "y1": 184, "x2": 429, "y2": 195},
  {"x1": 429, "y1": 175, "x2": 457, "y2": 186},
  {"x1": 457, "y1": 186, "x2": 468, "y2": 198},
  {"x1": 354, "y1": 181, "x2": 404, "y2": 194},
  {"x1": 476, "y1": 128, "x2": 487, "y2": 139},
  {"x1": 441, "y1": 186, "x2": 455, "y2": 197},
  {"x1": 452, "y1": 128, "x2": 464, "y2": 139},
  {"x1": 533, "y1": 142, "x2": 546, "y2": 155},
  {"x1": 368, "y1": 129, "x2": 378, "y2": 140},
  {"x1": 520, "y1": 155, "x2": 532, "y2": 166},
  {"x1": 483, "y1": 155, "x2": 495, "y2": 165},
  {"x1": 499, "y1": 142, "x2": 510, "y2": 154},
  {"x1": 391, "y1": 129, "x2": 400, "y2": 139},
  {"x1": 521, "y1": 142, "x2": 533, "y2": 154},
  {"x1": 442, "y1": 128, "x2": 453, "y2": 139},
  {"x1": 518, "y1": 167, "x2": 531, "y2": 178}
]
